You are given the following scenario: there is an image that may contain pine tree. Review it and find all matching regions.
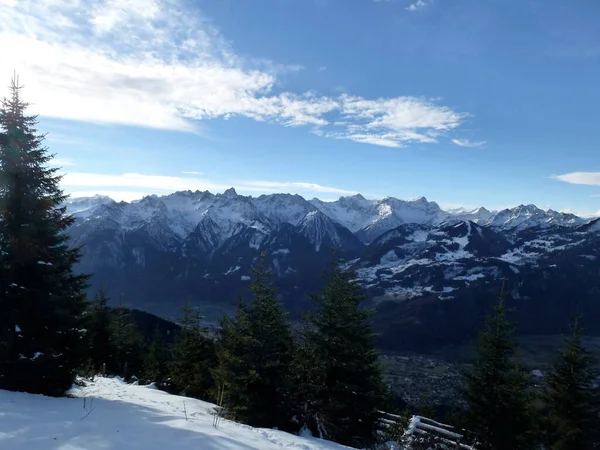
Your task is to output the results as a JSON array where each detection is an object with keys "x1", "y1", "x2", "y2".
[
  {"x1": 143, "y1": 328, "x2": 167, "y2": 384},
  {"x1": 293, "y1": 257, "x2": 386, "y2": 448},
  {"x1": 244, "y1": 256, "x2": 294, "y2": 428},
  {"x1": 214, "y1": 298, "x2": 255, "y2": 417},
  {"x1": 110, "y1": 301, "x2": 144, "y2": 379},
  {"x1": 170, "y1": 300, "x2": 216, "y2": 400},
  {"x1": 463, "y1": 289, "x2": 539, "y2": 450},
  {"x1": 85, "y1": 289, "x2": 114, "y2": 375},
  {"x1": 215, "y1": 255, "x2": 294, "y2": 430},
  {"x1": 0, "y1": 76, "x2": 89, "y2": 396},
  {"x1": 542, "y1": 317, "x2": 600, "y2": 450}
]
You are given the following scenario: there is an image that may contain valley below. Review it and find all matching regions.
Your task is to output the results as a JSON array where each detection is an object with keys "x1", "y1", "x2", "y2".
[{"x1": 381, "y1": 335, "x2": 600, "y2": 411}]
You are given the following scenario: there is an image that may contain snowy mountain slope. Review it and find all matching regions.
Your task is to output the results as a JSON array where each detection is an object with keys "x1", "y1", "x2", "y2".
[
  {"x1": 181, "y1": 215, "x2": 224, "y2": 257},
  {"x1": 349, "y1": 219, "x2": 594, "y2": 303},
  {"x1": 309, "y1": 194, "x2": 378, "y2": 233},
  {"x1": 445, "y1": 206, "x2": 494, "y2": 224},
  {"x1": 579, "y1": 217, "x2": 600, "y2": 233},
  {"x1": 372, "y1": 227, "x2": 600, "y2": 352},
  {"x1": 66, "y1": 195, "x2": 117, "y2": 218},
  {"x1": 253, "y1": 193, "x2": 318, "y2": 226},
  {"x1": 0, "y1": 377, "x2": 352, "y2": 450},
  {"x1": 309, "y1": 195, "x2": 447, "y2": 243},
  {"x1": 483, "y1": 204, "x2": 586, "y2": 230},
  {"x1": 297, "y1": 210, "x2": 364, "y2": 252},
  {"x1": 307, "y1": 196, "x2": 587, "y2": 243}
]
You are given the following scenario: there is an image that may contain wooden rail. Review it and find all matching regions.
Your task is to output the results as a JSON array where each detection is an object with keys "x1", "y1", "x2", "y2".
[{"x1": 378, "y1": 411, "x2": 475, "y2": 449}]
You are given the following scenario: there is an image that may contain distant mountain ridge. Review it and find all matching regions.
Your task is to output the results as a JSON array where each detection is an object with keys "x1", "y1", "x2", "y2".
[
  {"x1": 67, "y1": 190, "x2": 590, "y2": 245},
  {"x1": 65, "y1": 189, "x2": 600, "y2": 353}
]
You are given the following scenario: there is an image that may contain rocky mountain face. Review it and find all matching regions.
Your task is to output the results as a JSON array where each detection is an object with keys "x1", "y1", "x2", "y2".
[{"x1": 66, "y1": 190, "x2": 600, "y2": 352}]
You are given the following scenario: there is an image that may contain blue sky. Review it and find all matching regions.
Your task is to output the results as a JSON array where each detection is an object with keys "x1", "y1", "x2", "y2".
[{"x1": 1, "y1": 0, "x2": 600, "y2": 215}]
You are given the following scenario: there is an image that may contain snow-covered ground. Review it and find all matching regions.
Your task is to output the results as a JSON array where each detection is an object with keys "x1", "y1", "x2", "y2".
[{"x1": 0, "y1": 377, "x2": 353, "y2": 450}]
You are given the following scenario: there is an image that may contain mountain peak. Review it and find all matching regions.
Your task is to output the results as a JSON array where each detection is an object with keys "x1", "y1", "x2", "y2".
[
  {"x1": 348, "y1": 193, "x2": 366, "y2": 201},
  {"x1": 516, "y1": 204, "x2": 542, "y2": 212},
  {"x1": 222, "y1": 187, "x2": 238, "y2": 198},
  {"x1": 338, "y1": 193, "x2": 371, "y2": 205}
]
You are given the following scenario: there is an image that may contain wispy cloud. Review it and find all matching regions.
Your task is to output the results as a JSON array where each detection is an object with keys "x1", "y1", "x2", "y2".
[
  {"x1": 451, "y1": 138, "x2": 486, "y2": 148},
  {"x1": 553, "y1": 172, "x2": 600, "y2": 186},
  {"x1": 69, "y1": 190, "x2": 153, "y2": 202},
  {"x1": 406, "y1": 0, "x2": 427, "y2": 12},
  {"x1": 329, "y1": 95, "x2": 465, "y2": 148},
  {"x1": 62, "y1": 172, "x2": 241, "y2": 193},
  {"x1": 44, "y1": 133, "x2": 89, "y2": 147},
  {"x1": 239, "y1": 180, "x2": 357, "y2": 195},
  {"x1": 60, "y1": 172, "x2": 357, "y2": 198},
  {"x1": 182, "y1": 171, "x2": 204, "y2": 175},
  {"x1": 558, "y1": 207, "x2": 600, "y2": 219},
  {"x1": 49, "y1": 157, "x2": 76, "y2": 167},
  {"x1": 0, "y1": 0, "x2": 470, "y2": 148}
]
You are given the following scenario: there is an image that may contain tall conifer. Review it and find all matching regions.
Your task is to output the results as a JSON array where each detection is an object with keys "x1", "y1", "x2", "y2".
[
  {"x1": 294, "y1": 257, "x2": 386, "y2": 448},
  {"x1": 463, "y1": 289, "x2": 539, "y2": 450},
  {"x1": 85, "y1": 289, "x2": 114, "y2": 375},
  {"x1": 170, "y1": 300, "x2": 216, "y2": 400},
  {"x1": 0, "y1": 76, "x2": 89, "y2": 395},
  {"x1": 215, "y1": 255, "x2": 294, "y2": 429},
  {"x1": 543, "y1": 317, "x2": 600, "y2": 450}
]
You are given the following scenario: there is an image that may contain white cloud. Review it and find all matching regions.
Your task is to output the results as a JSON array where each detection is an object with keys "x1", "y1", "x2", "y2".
[
  {"x1": 439, "y1": 202, "x2": 480, "y2": 212},
  {"x1": 49, "y1": 157, "x2": 76, "y2": 166},
  {"x1": 61, "y1": 172, "x2": 238, "y2": 193},
  {"x1": 558, "y1": 207, "x2": 599, "y2": 219},
  {"x1": 239, "y1": 180, "x2": 358, "y2": 195},
  {"x1": 331, "y1": 133, "x2": 405, "y2": 148},
  {"x1": 553, "y1": 172, "x2": 600, "y2": 186},
  {"x1": 328, "y1": 95, "x2": 465, "y2": 147},
  {"x1": 182, "y1": 171, "x2": 203, "y2": 175},
  {"x1": 45, "y1": 133, "x2": 89, "y2": 146},
  {"x1": 69, "y1": 190, "x2": 150, "y2": 202},
  {"x1": 89, "y1": 0, "x2": 162, "y2": 34},
  {"x1": 61, "y1": 172, "x2": 357, "y2": 197},
  {"x1": 406, "y1": 0, "x2": 427, "y2": 11},
  {"x1": 451, "y1": 138, "x2": 486, "y2": 148},
  {"x1": 0, "y1": 0, "x2": 469, "y2": 147}
]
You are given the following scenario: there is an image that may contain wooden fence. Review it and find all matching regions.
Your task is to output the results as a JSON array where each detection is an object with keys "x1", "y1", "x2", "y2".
[{"x1": 378, "y1": 411, "x2": 475, "y2": 449}]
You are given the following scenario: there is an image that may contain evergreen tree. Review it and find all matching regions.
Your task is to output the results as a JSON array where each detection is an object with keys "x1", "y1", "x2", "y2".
[
  {"x1": 170, "y1": 300, "x2": 216, "y2": 400},
  {"x1": 0, "y1": 76, "x2": 89, "y2": 395},
  {"x1": 293, "y1": 257, "x2": 386, "y2": 448},
  {"x1": 215, "y1": 255, "x2": 294, "y2": 430},
  {"x1": 85, "y1": 288, "x2": 114, "y2": 375},
  {"x1": 214, "y1": 298, "x2": 254, "y2": 415},
  {"x1": 542, "y1": 317, "x2": 600, "y2": 450},
  {"x1": 110, "y1": 301, "x2": 144, "y2": 379},
  {"x1": 463, "y1": 289, "x2": 539, "y2": 450},
  {"x1": 143, "y1": 328, "x2": 167, "y2": 384}
]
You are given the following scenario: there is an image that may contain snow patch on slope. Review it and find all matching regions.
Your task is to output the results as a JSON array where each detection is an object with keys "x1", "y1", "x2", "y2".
[{"x1": 0, "y1": 377, "x2": 353, "y2": 450}]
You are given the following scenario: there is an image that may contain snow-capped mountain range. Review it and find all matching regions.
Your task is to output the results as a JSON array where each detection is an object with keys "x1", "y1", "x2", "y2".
[
  {"x1": 65, "y1": 189, "x2": 600, "y2": 352},
  {"x1": 66, "y1": 189, "x2": 588, "y2": 246}
]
